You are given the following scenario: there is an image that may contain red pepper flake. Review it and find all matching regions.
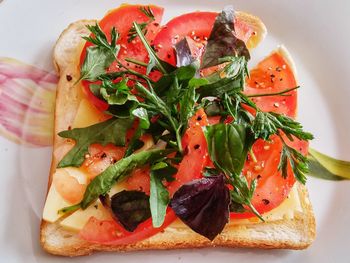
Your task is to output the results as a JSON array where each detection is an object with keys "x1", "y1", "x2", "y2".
[{"x1": 66, "y1": 75, "x2": 73, "y2": 81}]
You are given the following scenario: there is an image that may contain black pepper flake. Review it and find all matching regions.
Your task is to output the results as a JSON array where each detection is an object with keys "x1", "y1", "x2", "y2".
[
  {"x1": 196, "y1": 115, "x2": 202, "y2": 121},
  {"x1": 167, "y1": 54, "x2": 171, "y2": 59},
  {"x1": 279, "y1": 78, "x2": 283, "y2": 81},
  {"x1": 276, "y1": 67, "x2": 282, "y2": 72},
  {"x1": 66, "y1": 75, "x2": 73, "y2": 81},
  {"x1": 194, "y1": 144, "x2": 200, "y2": 150},
  {"x1": 153, "y1": 22, "x2": 159, "y2": 27},
  {"x1": 67, "y1": 126, "x2": 72, "y2": 130},
  {"x1": 183, "y1": 146, "x2": 189, "y2": 155},
  {"x1": 262, "y1": 199, "x2": 270, "y2": 205},
  {"x1": 257, "y1": 175, "x2": 262, "y2": 180},
  {"x1": 94, "y1": 205, "x2": 98, "y2": 209},
  {"x1": 101, "y1": 153, "x2": 107, "y2": 159}
]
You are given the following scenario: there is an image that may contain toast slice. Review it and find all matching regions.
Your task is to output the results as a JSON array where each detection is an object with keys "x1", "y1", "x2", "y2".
[{"x1": 40, "y1": 11, "x2": 315, "y2": 257}]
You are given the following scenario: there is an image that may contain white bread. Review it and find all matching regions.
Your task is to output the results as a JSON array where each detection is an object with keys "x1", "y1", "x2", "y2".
[{"x1": 40, "y1": 10, "x2": 315, "y2": 256}]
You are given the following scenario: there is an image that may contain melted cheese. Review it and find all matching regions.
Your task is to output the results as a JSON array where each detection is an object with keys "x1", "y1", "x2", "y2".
[
  {"x1": 42, "y1": 168, "x2": 88, "y2": 222},
  {"x1": 58, "y1": 183, "x2": 127, "y2": 231},
  {"x1": 60, "y1": 200, "x2": 112, "y2": 231},
  {"x1": 72, "y1": 98, "x2": 109, "y2": 128},
  {"x1": 43, "y1": 184, "x2": 71, "y2": 223}
]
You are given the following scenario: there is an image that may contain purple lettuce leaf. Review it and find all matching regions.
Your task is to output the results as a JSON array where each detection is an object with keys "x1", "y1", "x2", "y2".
[{"x1": 170, "y1": 175, "x2": 230, "y2": 240}]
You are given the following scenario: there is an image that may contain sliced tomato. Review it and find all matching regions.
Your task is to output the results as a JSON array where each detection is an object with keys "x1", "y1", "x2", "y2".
[
  {"x1": 54, "y1": 170, "x2": 87, "y2": 204},
  {"x1": 153, "y1": 12, "x2": 254, "y2": 66},
  {"x1": 124, "y1": 166, "x2": 151, "y2": 194},
  {"x1": 80, "y1": 4, "x2": 164, "y2": 111},
  {"x1": 80, "y1": 209, "x2": 176, "y2": 245},
  {"x1": 82, "y1": 143, "x2": 126, "y2": 180},
  {"x1": 245, "y1": 51, "x2": 297, "y2": 118},
  {"x1": 230, "y1": 136, "x2": 308, "y2": 219},
  {"x1": 167, "y1": 109, "x2": 209, "y2": 195},
  {"x1": 229, "y1": 51, "x2": 305, "y2": 218}
]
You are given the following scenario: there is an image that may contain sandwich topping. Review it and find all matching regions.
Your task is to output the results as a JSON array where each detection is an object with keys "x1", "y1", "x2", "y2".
[{"x1": 43, "y1": 4, "x2": 313, "y2": 243}]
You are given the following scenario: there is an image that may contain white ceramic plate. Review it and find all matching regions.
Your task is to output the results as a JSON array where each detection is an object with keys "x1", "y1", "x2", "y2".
[{"x1": 1, "y1": 0, "x2": 349, "y2": 262}]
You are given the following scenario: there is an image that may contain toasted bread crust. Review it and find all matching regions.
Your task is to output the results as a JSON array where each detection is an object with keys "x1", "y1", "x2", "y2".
[{"x1": 40, "y1": 10, "x2": 315, "y2": 257}]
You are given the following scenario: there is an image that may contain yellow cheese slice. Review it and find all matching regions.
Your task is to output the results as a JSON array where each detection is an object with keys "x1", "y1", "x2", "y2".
[
  {"x1": 72, "y1": 98, "x2": 108, "y2": 128},
  {"x1": 42, "y1": 167, "x2": 88, "y2": 223},
  {"x1": 43, "y1": 184, "x2": 71, "y2": 223},
  {"x1": 60, "y1": 200, "x2": 112, "y2": 231},
  {"x1": 59, "y1": 183, "x2": 127, "y2": 231}
]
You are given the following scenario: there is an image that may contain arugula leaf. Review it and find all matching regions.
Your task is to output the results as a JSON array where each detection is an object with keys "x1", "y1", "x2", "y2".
[
  {"x1": 203, "y1": 123, "x2": 251, "y2": 175},
  {"x1": 57, "y1": 118, "x2": 133, "y2": 168},
  {"x1": 149, "y1": 161, "x2": 177, "y2": 227},
  {"x1": 133, "y1": 22, "x2": 176, "y2": 74},
  {"x1": 150, "y1": 167, "x2": 170, "y2": 228},
  {"x1": 135, "y1": 82, "x2": 183, "y2": 153},
  {"x1": 110, "y1": 190, "x2": 151, "y2": 231},
  {"x1": 196, "y1": 57, "x2": 248, "y2": 98},
  {"x1": 201, "y1": 6, "x2": 250, "y2": 69},
  {"x1": 80, "y1": 24, "x2": 120, "y2": 81},
  {"x1": 132, "y1": 107, "x2": 150, "y2": 129},
  {"x1": 78, "y1": 149, "x2": 174, "y2": 209},
  {"x1": 203, "y1": 99, "x2": 225, "y2": 117},
  {"x1": 124, "y1": 108, "x2": 150, "y2": 157},
  {"x1": 80, "y1": 47, "x2": 116, "y2": 82},
  {"x1": 100, "y1": 78, "x2": 137, "y2": 105},
  {"x1": 98, "y1": 78, "x2": 139, "y2": 118},
  {"x1": 179, "y1": 85, "x2": 197, "y2": 133}
]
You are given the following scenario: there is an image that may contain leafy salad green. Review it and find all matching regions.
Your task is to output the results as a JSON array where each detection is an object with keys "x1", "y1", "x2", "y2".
[{"x1": 57, "y1": 6, "x2": 323, "y2": 240}]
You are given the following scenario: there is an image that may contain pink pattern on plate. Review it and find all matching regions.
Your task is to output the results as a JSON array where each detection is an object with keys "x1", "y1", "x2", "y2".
[{"x1": 0, "y1": 57, "x2": 57, "y2": 146}]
